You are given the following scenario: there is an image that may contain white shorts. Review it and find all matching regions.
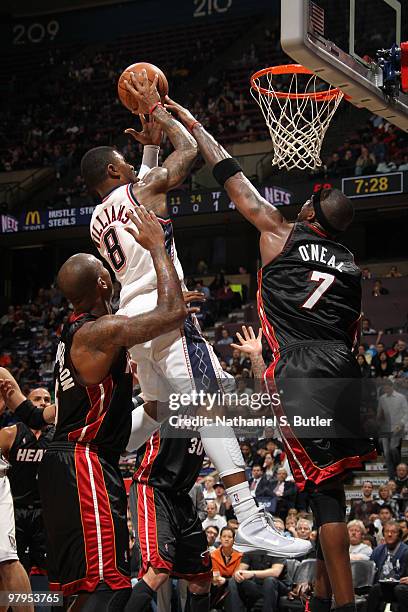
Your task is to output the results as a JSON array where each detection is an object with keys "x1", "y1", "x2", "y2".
[
  {"x1": 0, "y1": 475, "x2": 18, "y2": 563},
  {"x1": 118, "y1": 295, "x2": 233, "y2": 403}
]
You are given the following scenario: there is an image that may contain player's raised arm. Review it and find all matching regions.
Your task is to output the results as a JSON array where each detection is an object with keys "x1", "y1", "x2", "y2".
[
  {"x1": 125, "y1": 71, "x2": 198, "y2": 191},
  {"x1": 0, "y1": 368, "x2": 56, "y2": 427},
  {"x1": 65, "y1": 206, "x2": 187, "y2": 384},
  {"x1": 164, "y1": 97, "x2": 291, "y2": 235}
]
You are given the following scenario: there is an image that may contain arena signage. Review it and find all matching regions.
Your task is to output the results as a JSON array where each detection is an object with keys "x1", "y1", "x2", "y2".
[{"x1": 1, "y1": 174, "x2": 406, "y2": 234}]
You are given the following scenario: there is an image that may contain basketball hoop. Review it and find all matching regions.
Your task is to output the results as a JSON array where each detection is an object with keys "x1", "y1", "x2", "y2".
[{"x1": 250, "y1": 64, "x2": 344, "y2": 171}]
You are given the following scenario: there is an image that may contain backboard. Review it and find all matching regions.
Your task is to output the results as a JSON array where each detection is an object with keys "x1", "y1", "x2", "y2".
[{"x1": 281, "y1": 0, "x2": 408, "y2": 132}]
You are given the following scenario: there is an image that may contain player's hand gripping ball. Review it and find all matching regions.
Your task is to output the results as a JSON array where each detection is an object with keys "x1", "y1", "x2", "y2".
[{"x1": 118, "y1": 62, "x2": 169, "y2": 114}]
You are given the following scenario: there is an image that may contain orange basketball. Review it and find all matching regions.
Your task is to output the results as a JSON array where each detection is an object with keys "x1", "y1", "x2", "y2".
[{"x1": 117, "y1": 62, "x2": 169, "y2": 114}]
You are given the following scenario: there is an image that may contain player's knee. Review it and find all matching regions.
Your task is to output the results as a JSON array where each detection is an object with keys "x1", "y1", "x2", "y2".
[{"x1": 143, "y1": 566, "x2": 170, "y2": 591}]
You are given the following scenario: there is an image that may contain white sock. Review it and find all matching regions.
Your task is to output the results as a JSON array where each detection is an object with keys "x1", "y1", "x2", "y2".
[{"x1": 226, "y1": 481, "x2": 259, "y2": 522}]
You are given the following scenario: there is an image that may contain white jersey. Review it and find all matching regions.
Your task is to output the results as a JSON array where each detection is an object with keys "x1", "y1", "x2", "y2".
[{"x1": 90, "y1": 183, "x2": 184, "y2": 313}]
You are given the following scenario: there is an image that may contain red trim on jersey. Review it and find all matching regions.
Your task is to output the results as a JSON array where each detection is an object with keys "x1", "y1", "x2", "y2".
[
  {"x1": 68, "y1": 376, "x2": 114, "y2": 443},
  {"x1": 68, "y1": 312, "x2": 87, "y2": 324},
  {"x1": 257, "y1": 268, "x2": 280, "y2": 356},
  {"x1": 306, "y1": 222, "x2": 327, "y2": 238},
  {"x1": 30, "y1": 566, "x2": 47, "y2": 576},
  {"x1": 126, "y1": 183, "x2": 139, "y2": 207},
  {"x1": 67, "y1": 445, "x2": 130, "y2": 597},
  {"x1": 133, "y1": 431, "x2": 161, "y2": 484},
  {"x1": 136, "y1": 483, "x2": 173, "y2": 576},
  {"x1": 157, "y1": 217, "x2": 172, "y2": 225}
]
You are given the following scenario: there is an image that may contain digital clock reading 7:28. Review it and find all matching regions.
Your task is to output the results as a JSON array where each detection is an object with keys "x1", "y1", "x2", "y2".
[{"x1": 342, "y1": 172, "x2": 403, "y2": 198}]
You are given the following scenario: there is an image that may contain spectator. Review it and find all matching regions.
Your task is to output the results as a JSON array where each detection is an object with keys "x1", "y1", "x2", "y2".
[
  {"x1": 296, "y1": 518, "x2": 312, "y2": 541},
  {"x1": 374, "y1": 506, "x2": 395, "y2": 544},
  {"x1": 376, "y1": 157, "x2": 397, "y2": 173},
  {"x1": 263, "y1": 453, "x2": 276, "y2": 479},
  {"x1": 270, "y1": 468, "x2": 297, "y2": 521},
  {"x1": 391, "y1": 340, "x2": 408, "y2": 372},
  {"x1": 214, "y1": 482, "x2": 228, "y2": 517},
  {"x1": 218, "y1": 328, "x2": 234, "y2": 346},
  {"x1": 357, "y1": 354, "x2": 372, "y2": 377},
  {"x1": 362, "y1": 318, "x2": 377, "y2": 335},
  {"x1": 249, "y1": 465, "x2": 275, "y2": 499},
  {"x1": 349, "y1": 481, "x2": 381, "y2": 524},
  {"x1": 211, "y1": 527, "x2": 242, "y2": 607},
  {"x1": 362, "y1": 267, "x2": 373, "y2": 280},
  {"x1": 378, "y1": 381, "x2": 408, "y2": 478},
  {"x1": 372, "y1": 280, "x2": 389, "y2": 296},
  {"x1": 400, "y1": 520, "x2": 408, "y2": 544},
  {"x1": 376, "y1": 484, "x2": 399, "y2": 517},
  {"x1": 395, "y1": 355, "x2": 408, "y2": 378},
  {"x1": 355, "y1": 145, "x2": 376, "y2": 175},
  {"x1": 367, "y1": 520, "x2": 408, "y2": 612},
  {"x1": 227, "y1": 551, "x2": 291, "y2": 612},
  {"x1": 203, "y1": 475, "x2": 217, "y2": 501},
  {"x1": 395, "y1": 463, "x2": 408, "y2": 494},
  {"x1": 386, "y1": 266, "x2": 403, "y2": 278},
  {"x1": 194, "y1": 279, "x2": 210, "y2": 299},
  {"x1": 375, "y1": 352, "x2": 394, "y2": 378},
  {"x1": 240, "y1": 441, "x2": 255, "y2": 467},
  {"x1": 189, "y1": 482, "x2": 207, "y2": 522},
  {"x1": 348, "y1": 520, "x2": 373, "y2": 560},
  {"x1": 205, "y1": 525, "x2": 219, "y2": 553},
  {"x1": 202, "y1": 500, "x2": 227, "y2": 532}
]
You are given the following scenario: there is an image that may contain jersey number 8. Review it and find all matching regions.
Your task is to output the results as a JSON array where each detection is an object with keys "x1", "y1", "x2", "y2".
[{"x1": 103, "y1": 228, "x2": 126, "y2": 272}]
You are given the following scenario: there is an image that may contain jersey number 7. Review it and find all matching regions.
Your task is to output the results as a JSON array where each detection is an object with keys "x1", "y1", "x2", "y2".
[{"x1": 302, "y1": 271, "x2": 335, "y2": 310}]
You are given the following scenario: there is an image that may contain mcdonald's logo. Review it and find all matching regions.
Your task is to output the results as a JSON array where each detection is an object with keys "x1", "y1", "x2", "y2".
[{"x1": 25, "y1": 210, "x2": 41, "y2": 226}]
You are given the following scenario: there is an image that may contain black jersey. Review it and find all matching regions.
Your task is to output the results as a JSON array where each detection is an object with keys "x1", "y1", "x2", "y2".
[
  {"x1": 8, "y1": 422, "x2": 53, "y2": 507},
  {"x1": 53, "y1": 313, "x2": 132, "y2": 458},
  {"x1": 134, "y1": 424, "x2": 205, "y2": 493},
  {"x1": 258, "y1": 222, "x2": 361, "y2": 352}
]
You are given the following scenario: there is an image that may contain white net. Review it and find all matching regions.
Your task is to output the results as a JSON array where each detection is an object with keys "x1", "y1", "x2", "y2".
[{"x1": 251, "y1": 68, "x2": 344, "y2": 171}]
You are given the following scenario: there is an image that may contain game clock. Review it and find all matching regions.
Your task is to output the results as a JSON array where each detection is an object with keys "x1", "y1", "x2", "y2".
[{"x1": 342, "y1": 172, "x2": 403, "y2": 198}]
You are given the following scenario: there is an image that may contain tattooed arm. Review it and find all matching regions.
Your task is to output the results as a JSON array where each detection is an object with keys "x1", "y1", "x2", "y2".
[
  {"x1": 71, "y1": 207, "x2": 188, "y2": 385},
  {"x1": 125, "y1": 72, "x2": 197, "y2": 191}
]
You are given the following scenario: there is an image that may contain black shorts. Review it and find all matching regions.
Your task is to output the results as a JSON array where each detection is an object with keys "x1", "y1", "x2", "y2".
[
  {"x1": 14, "y1": 506, "x2": 47, "y2": 574},
  {"x1": 265, "y1": 341, "x2": 377, "y2": 489},
  {"x1": 38, "y1": 442, "x2": 130, "y2": 596},
  {"x1": 129, "y1": 482, "x2": 212, "y2": 581}
]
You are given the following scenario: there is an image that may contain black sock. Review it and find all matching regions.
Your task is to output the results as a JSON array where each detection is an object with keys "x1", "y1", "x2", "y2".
[
  {"x1": 123, "y1": 579, "x2": 155, "y2": 612},
  {"x1": 187, "y1": 591, "x2": 210, "y2": 612},
  {"x1": 309, "y1": 596, "x2": 332, "y2": 612},
  {"x1": 333, "y1": 604, "x2": 356, "y2": 612}
]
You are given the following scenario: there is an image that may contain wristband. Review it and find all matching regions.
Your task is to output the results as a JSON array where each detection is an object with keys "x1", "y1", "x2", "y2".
[
  {"x1": 213, "y1": 157, "x2": 242, "y2": 186},
  {"x1": 189, "y1": 120, "x2": 202, "y2": 133},
  {"x1": 14, "y1": 399, "x2": 46, "y2": 429},
  {"x1": 149, "y1": 101, "x2": 163, "y2": 114}
]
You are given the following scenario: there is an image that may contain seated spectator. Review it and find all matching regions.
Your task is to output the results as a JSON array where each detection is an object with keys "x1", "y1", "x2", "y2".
[
  {"x1": 377, "y1": 484, "x2": 399, "y2": 517},
  {"x1": 355, "y1": 145, "x2": 377, "y2": 175},
  {"x1": 203, "y1": 475, "x2": 217, "y2": 501},
  {"x1": 400, "y1": 520, "x2": 408, "y2": 544},
  {"x1": 362, "y1": 318, "x2": 377, "y2": 335},
  {"x1": 249, "y1": 465, "x2": 276, "y2": 499},
  {"x1": 367, "y1": 520, "x2": 408, "y2": 612},
  {"x1": 270, "y1": 468, "x2": 297, "y2": 521},
  {"x1": 375, "y1": 352, "x2": 394, "y2": 378},
  {"x1": 395, "y1": 355, "x2": 408, "y2": 378},
  {"x1": 38, "y1": 352, "x2": 54, "y2": 377},
  {"x1": 214, "y1": 482, "x2": 228, "y2": 517},
  {"x1": 202, "y1": 500, "x2": 227, "y2": 532},
  {"x1": 205, "y1": 525, "x2": 219, "y2": 553},
  {"x1": 348, "y1": 519, "x2": 373, "y2": 560},
  {"x1": 285, "y1": 516, "x2": 297, "y2": 537},
  {"x1": 218, "y1": 328, "x2": 233, "y2": 346},
  {"x1": 362, "y1": 267, "x2": 373, "y2": 280},
  {"x1": 395, "y1": 463, "x2": 408, "y2": 494},
  {"x1": 211, "y1": 527, "x2": 243, "y2": 607},
  {"x1": 226, "y1": 551, "x2": 291, "y2": 612},
  {"x1": 386, "y1": 265, "x2": 403, "y2": 278},
  {"x1": 372, "y1": 280, "x2": 389, "y2": 296},
  {"x1": 229, "y1": 348, "x2": 251, "y2": 370},
  {"x1": 357, "y1": 354, "x2": 372, "y2": 377},
  {"x1": 349, "y1": 481, "x2": 381, "y2": 524},
  {"x1": 195, "y1": 279, "x2": 210, "y2": 299},
  {"x1": 296, "y1": 518, "x2": 313, "y2": 542},
  {"x1": 263, "y1": 453, "x2": 276, "y2": 480},
  {"x1": 240, "y1": 441, "x2": 255, "y2": 468},
  {"x1": 391, "y1": 339, "x2": 408, "y2": 372},
  {"x1": 374, "y1": 506, "x2": 395, "y2": 544}
]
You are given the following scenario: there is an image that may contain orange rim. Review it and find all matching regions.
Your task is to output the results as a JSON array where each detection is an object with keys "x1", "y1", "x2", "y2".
[{"x1": 250, "y1": 64, "x2": 343, "y2": 101}]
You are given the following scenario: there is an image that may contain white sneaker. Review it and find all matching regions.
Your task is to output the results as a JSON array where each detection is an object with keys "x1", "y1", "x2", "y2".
[{"x1": 234, "y1": 510, "x2": 313, "y2": 558}]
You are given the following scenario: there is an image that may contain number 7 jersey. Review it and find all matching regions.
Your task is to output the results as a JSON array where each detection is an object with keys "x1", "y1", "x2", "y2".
[
  {"x1": 258, "y1": 221, "x2": 362, "y2": 353},
  {"x1": 90, "y1": 184, "x2": 184, "y2": 312}
]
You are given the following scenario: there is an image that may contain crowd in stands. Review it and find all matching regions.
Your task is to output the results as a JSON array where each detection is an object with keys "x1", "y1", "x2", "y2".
[{"x1": 1, "y1": 262, "x2": 408, "y2": 610}]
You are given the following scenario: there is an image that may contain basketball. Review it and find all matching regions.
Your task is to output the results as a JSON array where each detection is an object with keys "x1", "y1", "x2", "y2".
[{"x1": 117, "y1": 62, "x2": 169, "y2": 114}]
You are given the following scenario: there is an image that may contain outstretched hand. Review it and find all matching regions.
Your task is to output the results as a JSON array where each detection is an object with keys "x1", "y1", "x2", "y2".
[
  {"x1": 164, "y1": 96, "x2": 197, "y2": 128},
  {"x1": 125, "y1": 70, "x2": 161, "y2": 114},
  {"x1": 230, "y1": 325, "x2": 263, "y2": 356},
  {"x1": 183, "y1": 290, "x2": 205, "y2": 315},
  {"x1": 124, "y1": 114, "x2": 163, "y2": 146},
  {"x1": 125, "y1": 205, "x2": 164, "y2": 251}
]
